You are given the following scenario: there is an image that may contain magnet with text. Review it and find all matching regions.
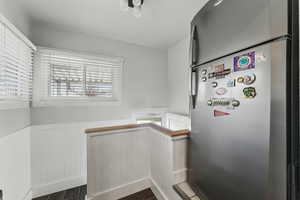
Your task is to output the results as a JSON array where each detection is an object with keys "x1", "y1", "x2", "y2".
[
  {"x1": 216, "y1": 69, "x2": 231, "y2": 79},
  {"x1": 234, "y1": 51, "x2": 255, "y2": 72},
  {"x1": 216, "y1": 87, "x2": 228, "y2": 95},
  {"x1": 243, "y1": 87, "x2": 257, "y2": 98},
  {"x1": 214, "y1": 110, "x2": 230, "y2": 117}
]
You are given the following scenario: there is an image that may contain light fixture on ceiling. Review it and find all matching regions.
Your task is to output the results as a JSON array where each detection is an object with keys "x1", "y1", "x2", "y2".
[
  {"x1": 214, "y1": 0, "x2": 224, "y2": 7},
  {"x1": 120, "y1": 0, "x2": 144, "y2": 18}
]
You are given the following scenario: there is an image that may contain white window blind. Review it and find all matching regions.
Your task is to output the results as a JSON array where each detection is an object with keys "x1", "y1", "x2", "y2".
[
  {"x1": 33, "y1": 48, "x2": 123, "y2": 106},
  {"x1": 0, "y1": 21, "x2": 34, "y2": 103}
]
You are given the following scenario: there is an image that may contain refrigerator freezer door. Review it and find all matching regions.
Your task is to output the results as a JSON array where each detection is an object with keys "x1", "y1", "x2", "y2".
[
  {"x1": 191, "y1": 0, "x2": 288, "y2": 65},
  {"x1": 189, "y1": 39, "x2": 287, "y2": 200}
]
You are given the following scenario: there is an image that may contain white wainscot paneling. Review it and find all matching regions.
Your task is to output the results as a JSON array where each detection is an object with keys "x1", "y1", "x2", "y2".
[
  {"x1": 31, "y1": 119, "x2": 135, "y2": 198},
  {"x1": 87, "y1": 129, "x2": 150, "y2": 200},
  {"x1": 87, "y1": 127, "x2": 188, "y2": 200},
  {"x1": 172, "y1": 136, "x2": 188, "y2": 184},
  {"x1": 0, "y1": 127, "x2": 32, "y2": 200},
  {"x1": 149, "y1": 130, "x2": 182, "y2": 200}
]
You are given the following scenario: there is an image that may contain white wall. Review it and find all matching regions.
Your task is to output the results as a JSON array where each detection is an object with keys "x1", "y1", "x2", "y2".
[
  {"x1": 29, "y1": 23, "x2": 168, "y2": 125},
  {"x1": 31, "y1": 119, "x2": 135, "y2": 198},
  {"x1": 0, "y1": 127, "x2": 31, "y2": 200},
  {"x1": 28, "y1": 20, "x2": 169, "y2": 197},
  {"x1": 167, "y1": 37, "x2": 190, "y2": 115},
  {"x1": 87, "y1": 127, "x2": 186, "y2": 200}
]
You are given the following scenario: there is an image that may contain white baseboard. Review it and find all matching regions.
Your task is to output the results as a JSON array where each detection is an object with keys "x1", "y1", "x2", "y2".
[
  {"x1": 22, "y1": 189, "x2": 32, "y2": 200},
  {"x1": 150, "y1": 178, "x2": 168, "y2": 200},
  {"x1": 89, "y1": 178, "x2": 150, "y2": 200},
  {"x1": 174, "y1": 168, "x2": 187, "y2": 184},
  {"x1": 34, "y1": 172, "x2": 183, "y2": 200},
  {"x1": 32, "y1": 176, "x2": 86, "y2": 198}
]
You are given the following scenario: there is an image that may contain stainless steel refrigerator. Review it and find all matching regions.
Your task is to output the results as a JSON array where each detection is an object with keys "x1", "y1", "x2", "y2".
[{"x1": 189, "y1": 0, "x2": 299, "y2": 200}]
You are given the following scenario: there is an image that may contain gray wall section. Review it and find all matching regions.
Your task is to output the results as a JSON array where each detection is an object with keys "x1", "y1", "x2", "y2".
[
  {"x1": 0, "y1": 0, "x2": 31, "y2": 37},
  {"x1": 0, "y1": 1, "x2": 32, "y2": 137},
  {"x1": 0, "y1": 108, "x2": 31, "y2": 138},
  {"x1": 167, "y1": 37, "x2": 190, "y2": 115},
  {"x1": 30, "y1": 22, "x2": 168, "y2": 125}
]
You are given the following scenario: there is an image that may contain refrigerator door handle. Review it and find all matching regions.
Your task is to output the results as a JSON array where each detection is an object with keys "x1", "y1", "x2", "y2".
[
  {"x1": 191, "y1": 70, "x2": 198, "y2": 109},
  {"x1": 191, "y1": 26, "x2": 199, "y2": 66}
]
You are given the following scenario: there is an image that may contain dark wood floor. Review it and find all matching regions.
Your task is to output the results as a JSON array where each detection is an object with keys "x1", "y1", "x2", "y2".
[
  {"x1": 33, "y1": 185, "x2": 87, "y2": 200},
  {"x1": 119, "y1": 189, "x2": 157, "y2": 200},
  {"x1": 33, "y1": 186, "x2": 157, "y2": 200}
]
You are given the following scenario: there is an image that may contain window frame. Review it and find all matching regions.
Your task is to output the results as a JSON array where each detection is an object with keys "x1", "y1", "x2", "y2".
[{"x1": 32, "y1": 47, "x2": 124, "y2": 107}]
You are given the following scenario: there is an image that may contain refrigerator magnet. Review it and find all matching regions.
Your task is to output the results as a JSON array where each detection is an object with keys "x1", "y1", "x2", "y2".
[
  {"x1": 212, "y1": 82, "x2": 218, "y2": 88},
  {"x1": 214, "y1": 64, "x2": 225, "y2": 72},
  {"x1": 234, "y1": 51, "x2": 255, "y2": 72},
  {"x1": 243, "y1": 87, "x2": 257, "y2": 98},
  {"x1": 216, "y1": 87, "x2": 227, "y2": 95},
  {"x1": 214, "y1": 110, "x2": 230, "y2": 117},
  {"x1": 227, "y1": 79, "x2": 236, "y2": 87},
  {"x1": 244, "y1": 73, "x2": 256, "y2": 85}
]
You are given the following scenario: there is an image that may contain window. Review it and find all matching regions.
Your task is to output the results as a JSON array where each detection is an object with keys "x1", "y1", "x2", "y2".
[
  {"x1": 0, "y1": 19, "x2": 35, "y2": 109},
  {"x1": 134, "y1": 111, "x2": 165, "y2": 126},
  {"x1": 33, "y1": 48, "x2": 123, "y2": 106}
]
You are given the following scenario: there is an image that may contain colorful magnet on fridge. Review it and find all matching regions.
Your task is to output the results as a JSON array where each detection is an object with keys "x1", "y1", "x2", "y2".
[
  {"x1": 237, "y1": 77, "x2": 245, "y2": 83},
  {"x1": 214, "y1": 110, "x2": 230, "y2": 117},
  {"x1": 215, "y1": 69, "x2": 231, "y2": 79},
  {"x1": 216, "y1": 87, "x2": 228, "y2": 95},
  {"x1": 227, "y1": 79, "x2": 236, "y2": 87},
  {"x1": 244, "y1": 73, "x2": 256, "y2": 85},
  {"x1": 234, "y1": 51, "x2": 255, "y2": 72},
  {"x1": 243, "y1": 87, "x2": 257, "y2": 98},
  {"x1": 212, "y1": 82, "x2": 218, "y2": 88}
]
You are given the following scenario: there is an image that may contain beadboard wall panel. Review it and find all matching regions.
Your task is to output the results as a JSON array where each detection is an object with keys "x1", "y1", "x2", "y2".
[
  {"x1": 31, "y1": 119, "x2": 135, "y2": 198},
  {"x1": 87, "y1": 127, "x2": 186, "y2": 200},
  {"x1": 0, "y1": 127, "x2": 31, "y2": 200}
]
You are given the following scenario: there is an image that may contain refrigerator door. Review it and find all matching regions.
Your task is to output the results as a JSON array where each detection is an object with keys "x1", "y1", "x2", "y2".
[
  {"x1": 189, "y1": 39, "x2": 287, "y2": 200},
  {"x1": 190, "y1": 0, "x2": 288, "y2": 65}
]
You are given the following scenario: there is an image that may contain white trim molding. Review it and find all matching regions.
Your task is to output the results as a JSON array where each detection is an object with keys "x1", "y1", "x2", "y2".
[
  {"x1": 0, "y1": 13, "x2": 36, "y2": 50},
  {"x1": 88, "y1": 178, "x2": 150, "y2": 200},
  {"x1": 32, "y1": 176, "x2": 86, "y2": 199}
]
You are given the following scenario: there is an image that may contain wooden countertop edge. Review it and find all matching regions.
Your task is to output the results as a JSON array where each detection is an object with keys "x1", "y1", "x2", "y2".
[{"x1": 85, "y1": 123, "x2": 190, "y2": 137}]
